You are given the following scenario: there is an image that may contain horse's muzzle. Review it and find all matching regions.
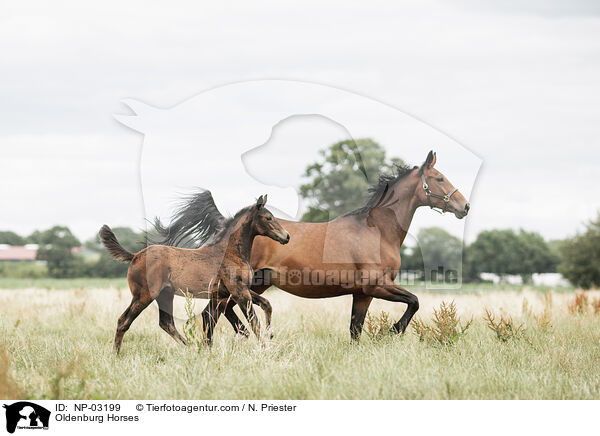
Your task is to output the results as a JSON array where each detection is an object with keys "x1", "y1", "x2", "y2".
[{"x1": 455, "y1": 202, "x2": 470, "y2": 219}]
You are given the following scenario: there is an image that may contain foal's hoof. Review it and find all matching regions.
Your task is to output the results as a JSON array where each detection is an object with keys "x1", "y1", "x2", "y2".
[{"x1": 389, "y1": 324, "x2": 403, "y2": 335}]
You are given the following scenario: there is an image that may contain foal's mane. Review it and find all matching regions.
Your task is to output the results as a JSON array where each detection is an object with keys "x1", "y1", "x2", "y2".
[
  {"x1": 345, "y1": 163, "x2": 418, "y2": 216},
  {"x1": 151, "y1": 190, "x2": 252, "y2": 247},
  {"x1": 209, "y1": 205, "x2": 255, "y2": 246}
]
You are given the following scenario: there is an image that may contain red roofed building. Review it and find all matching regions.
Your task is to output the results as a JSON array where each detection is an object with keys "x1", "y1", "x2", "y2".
[{"x1": 0, "y1": 244, "x2": 39, "y2": 261}]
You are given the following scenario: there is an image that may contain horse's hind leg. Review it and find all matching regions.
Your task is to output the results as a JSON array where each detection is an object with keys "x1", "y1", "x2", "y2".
[
  {"x1": 363, "y1": 282, "x2": 419, "y2": 334},
  {"x1": 156, "y1": 288, "x2": 187, "y2": 346},
  {"x1": 114, "y1": 296, "x2": 152, "y2": 354}
]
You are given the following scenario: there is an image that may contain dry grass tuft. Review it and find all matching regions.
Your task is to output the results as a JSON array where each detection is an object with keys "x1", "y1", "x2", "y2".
[
  {"x1": 568, "y1": 292, "x2": 589, "y2": 315},
  {"x1": 412, "y1": 300, "x2": 472, "y2": 346},
  {"x1": 591, "y1": 297, "x2": 600, "y2": 314},
  {"x1": 364, "y1": 311, "x2": 394, "y2": 340},
  {"x1": 483, "y1": 309, "x2": 526, "y2": 342},
  {"x1": 523, "y1": 292, "x2": 553, "y2": 329},
  {"x1": 183, "y1": 290, "x2": 206, "y2": 352},
  {"x1": 0, "y1": 345, "x2": 26, "y2": 399},
  {"x1": 538, "y1": 291, "x2": 554, "y2": 329},
  {"x1": 49, "y1": 356, "x2": 82, "y2": 400}
]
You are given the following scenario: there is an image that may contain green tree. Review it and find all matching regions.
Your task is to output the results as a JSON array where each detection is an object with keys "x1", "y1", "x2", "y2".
[
  {"x1": 400, "y1": 244, "x2": 424, "y2": 274},
  {"x1": 465, "y1": 229, "x2": 558, "y2": 283},
  {"x1": 465, "y1": 230, "x2": 521, "y2": 281},
  {"x1": 85, "y1": 227, "x2": 144, "y2": 277},
  {"x1": 0, "y1": 231, "x2": 26, "y2": 245},
  {"x1": 412, "y1": 227, "x2": 462, "y2": 282},
  {"x1": 558, "y1": 213, "x2": 600, "y2": 289},
  {"x1": 299, "y1": 138, "x2": 405, "y2": 222},
  {"x1": 516, "y1": 230, "x2": 559, "y2": 282},
  {"x1": 26, "y1": 230, "x2": 44, "y2": 244},
  {"x1": 35, "y1": 226, "x2": 83, "y2": 278}
]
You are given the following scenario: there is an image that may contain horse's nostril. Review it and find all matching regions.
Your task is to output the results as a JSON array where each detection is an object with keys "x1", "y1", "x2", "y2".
[
  {"x1": 285, "y1": 234, "x2": 290, "y2": 242},
  {"x1": 464, "y1": 203, "x2": 470, "y2": 213}
]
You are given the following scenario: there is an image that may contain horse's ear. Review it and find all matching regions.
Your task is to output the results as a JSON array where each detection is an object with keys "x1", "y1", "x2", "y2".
[
  {"x1": 256, "y1": 195, "x2": 266, "y2": 209},
  {"x1": 424, "y1": 150, "x2": 436, "y2": 169}
]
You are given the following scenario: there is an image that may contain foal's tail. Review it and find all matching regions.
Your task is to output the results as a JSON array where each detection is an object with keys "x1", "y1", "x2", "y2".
[{"x1": 99, "y1": 225, "x2": 134, "y2": 263}]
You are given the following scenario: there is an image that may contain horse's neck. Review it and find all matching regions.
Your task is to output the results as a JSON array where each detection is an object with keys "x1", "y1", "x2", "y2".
[
  {"x1": 220, "y1": 219, "x2": 255, "y2": 263},
  {"x1": 368, "y1": 176, "x2": 419, "y2": 248}
]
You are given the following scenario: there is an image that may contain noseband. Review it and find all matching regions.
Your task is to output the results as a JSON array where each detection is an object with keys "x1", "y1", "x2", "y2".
[{"x1": 421, "y1": 173, "x2": 458, "y2": 214}]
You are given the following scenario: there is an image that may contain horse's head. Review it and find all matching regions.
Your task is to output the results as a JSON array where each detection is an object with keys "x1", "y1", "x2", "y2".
[
  {"x1": 416, "y1": 151, "x2": 470, "y2": 219},
  {"x1": 251, "y1": 195, "x2": 290, "y2": 244}
]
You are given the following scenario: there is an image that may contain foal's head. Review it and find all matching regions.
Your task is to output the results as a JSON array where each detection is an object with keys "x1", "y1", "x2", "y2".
[
  {"x1": 249, "y1": 195, "x2": 290, "y2": 244},
  {"x1": 416, "y1": 151, "x2": 470, "y2": 219}
]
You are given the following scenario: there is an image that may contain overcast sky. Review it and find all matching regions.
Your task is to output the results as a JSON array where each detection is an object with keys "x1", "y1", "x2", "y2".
[{"x1": 1, "y1": 0, "x2": 599, "y2": 244}]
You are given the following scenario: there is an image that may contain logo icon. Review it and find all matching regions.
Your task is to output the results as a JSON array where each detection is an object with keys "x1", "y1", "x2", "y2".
[{"x1": 2, "y1": 402, "x2": 50, "y2": 434}]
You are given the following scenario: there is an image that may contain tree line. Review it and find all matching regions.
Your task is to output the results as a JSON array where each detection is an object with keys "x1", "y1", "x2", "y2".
[
  {"x1": 0, "y1": 226, "x2": 143, "y2": 279},
  {"x1": 399, "y1": 226, "x2": 561, "y2": 284},
  {"x1": 1, "y1": 220, "x2": 595, "y2": 288}
]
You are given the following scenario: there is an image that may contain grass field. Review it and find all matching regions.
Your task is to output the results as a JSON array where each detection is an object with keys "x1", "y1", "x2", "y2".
[{"x1": 1, "y1": 280, "x2": 599, "y2": 400}]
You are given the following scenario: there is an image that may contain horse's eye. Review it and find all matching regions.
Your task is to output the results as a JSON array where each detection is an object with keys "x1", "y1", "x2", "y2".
[
  {"x1": 266, "y1": 216, "x2": 272, "y2": 221},
  {"x1": 437, "y1": 177, "x2": 444, "y2": 182}
]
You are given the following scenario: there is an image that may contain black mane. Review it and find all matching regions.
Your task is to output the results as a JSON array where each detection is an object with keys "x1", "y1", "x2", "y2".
[
  {"x1": 206, "y1": 205, "x2": 255, "y2": 246},
  {"x1": 151, "y1": 190, "x2": 227, "y2": 247},
  {"x1": 345, "y1": 164, "x2": 417, "y2": 216}
]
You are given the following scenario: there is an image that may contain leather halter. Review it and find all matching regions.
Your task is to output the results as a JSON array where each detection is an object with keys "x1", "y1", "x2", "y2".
[{"x1": 421, "y1": 173, "x2": 458, "y2": 214}]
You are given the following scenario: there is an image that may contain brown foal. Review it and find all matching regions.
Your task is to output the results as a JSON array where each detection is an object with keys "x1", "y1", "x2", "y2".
[{"x1": 100, "y1": 195, "x2": 289, "y2": 354}]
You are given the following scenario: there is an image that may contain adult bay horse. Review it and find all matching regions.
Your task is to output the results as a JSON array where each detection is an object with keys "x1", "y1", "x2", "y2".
[
  {"x1": 100, "y1": 195, "x2": 290, "y2": 353},
  {"x1": 154, "y1": 151, "x2": 470, "y2": 340}
]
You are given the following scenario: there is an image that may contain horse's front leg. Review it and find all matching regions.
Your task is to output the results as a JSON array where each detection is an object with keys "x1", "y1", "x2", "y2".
[
  {"x1": 201, "y1": 297, "x2": 230, "y2": 345},
  {"x1": 350, "y1": 292, "x2": 373, "y2": 341},
  {"x1": 201, "y1": 293, "x2": 272, "y2": 339},
  {"x1": 201, "y1": 269, "x2": 273, "y2": 338},
  {"x1": 249, "y1": 291, "x2": 272, "y2": 337},
  {"x1": 229, "y1": 285, "x2": 264, "y2": 343},
  {"x1": 363, "y1": 281, "x2": 419, "y2": 334},
  {"x1": 201, "y1": 299, "x2": 249, "y2": 337}
]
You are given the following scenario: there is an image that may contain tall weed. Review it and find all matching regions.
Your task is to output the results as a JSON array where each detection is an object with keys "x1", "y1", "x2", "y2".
[
  {"x1": 483, "y1": 309, "x2": 526, "y2": 342},
  {"x1": 364, "y1": 311, "x2": 394, "y2": 340},
  {"x1": 183, "y1": 290, "x2": 206, "y2": 352},
  {"x1": 412, "y1": 301, "x2": 472, "y2": 346}
]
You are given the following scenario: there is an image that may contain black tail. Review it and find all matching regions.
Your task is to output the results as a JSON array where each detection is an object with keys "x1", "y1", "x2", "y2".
[{"x1": 99, "y1": 225, "x2": 135, "y2": 262}]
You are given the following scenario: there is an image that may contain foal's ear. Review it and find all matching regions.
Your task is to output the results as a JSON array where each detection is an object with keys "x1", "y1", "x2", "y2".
[
  {"x1": 424, "y1": 150, "x2": 436, "y2": 169},
  {"x1": 256, "y1": 194, "x2": 267, "y2": 209}
]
